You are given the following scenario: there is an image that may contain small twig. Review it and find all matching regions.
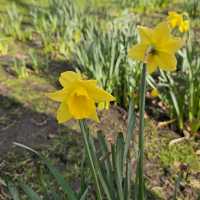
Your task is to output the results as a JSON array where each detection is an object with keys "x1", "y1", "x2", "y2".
[{"x1": 169, "y1": 130, "x2": 190, "y2": 146}]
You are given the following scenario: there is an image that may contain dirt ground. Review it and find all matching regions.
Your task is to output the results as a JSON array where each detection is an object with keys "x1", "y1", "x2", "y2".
[{"x1": 0, "y1": 64, "x2": 199, "y2": 199}]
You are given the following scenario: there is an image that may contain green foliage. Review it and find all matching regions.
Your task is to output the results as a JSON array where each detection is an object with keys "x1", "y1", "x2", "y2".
[
  {"x1": 79, "y1": 101, "x2": 136, "y2": 199},
  {"x1": 0, "y1": 36, "x2": 10, "y2": 55},
  {"x1": 5, "y1": 143, "x2": 87, "y2": 200},
  {"x1": 28, "y1": 49, "x2": 50, "y2": 73},
  {"x1": 12, "y1": 58, "x2": 29, "y2": 79},
  {"x1": 1, "y1": 1, "x2": 200, "y2": 199},
  {"x1": 183, "y1": 0, "x2": 200, "y2": 18},
  {"x1": 31, "y1": 0, "x2": 81, "y2": 59},
  {"x1": 76, "y1": 16, "x2": 139, "y2": 107},
  {"x1": 4, "y1": 102, "x2": 136, "y2": 200},
  {"x1": 1, "y1": 3, "x2": 24, "y2": 41},
  {"x1": 127, "y1": 0, "x2": 170, "y2": 13},
  {"x1": 160, "y1": 141, "x2": 200, "y2": 171}
]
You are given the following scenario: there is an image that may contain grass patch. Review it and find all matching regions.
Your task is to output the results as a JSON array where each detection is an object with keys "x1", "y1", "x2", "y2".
[{"x1": 160, "y1": 140, "x2": 200, "y2": 172}]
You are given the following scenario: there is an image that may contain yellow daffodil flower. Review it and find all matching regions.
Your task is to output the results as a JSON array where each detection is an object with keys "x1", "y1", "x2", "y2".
[
  {"x1": 73, "y1": 30, "x2": 81, "y2": 43},
  {"x1": 128, "y1": 22, "x2": 183, "y2": 74},
  {"x1": 167, "y1": 11, "x2": 182, "y2": 28},
  {"x1": 47, "y1": 71, "x2": 115, "y2": 123},
  {"x1": 167, "y1": 11, "x2": 189, "y2": 32},
  {"x1": 179, "y1": 20, "x2": 189, "y2": 33},
  {"x1": 98, "y1": 101, "x2": 110, "y2": 111},
  {"x1": 150, "y1": 88, "x2": 159, "y2": 97}
]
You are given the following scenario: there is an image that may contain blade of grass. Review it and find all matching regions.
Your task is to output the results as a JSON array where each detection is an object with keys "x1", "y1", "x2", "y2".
[
  {"x1": 13, "y1": 143, "x2": 78, "y2": 200},
  {"x1": 123, "y1": 101, "x2": 136, "y2": 166},
  {"x1": 116, "y1": 133, "x2": 125, "y2": 200},
  {"x1": 7, "y1": 181, "x2": 20, "y2": 200},
  {"x1": 20, "y1": 183, "x2": 42, "y2": 200},
  {"x1": 88, "y1": 129, "x2": 113, "y2": 200},
  {"x1": 42, "y1": 158, "x2": 78, "y2": 200},
  {"x1": 97, "y1": 132, "x2": 115, "y2": 199},
  {"x1": 80, "y1": 187, "x2": 89, "y2": 200}
]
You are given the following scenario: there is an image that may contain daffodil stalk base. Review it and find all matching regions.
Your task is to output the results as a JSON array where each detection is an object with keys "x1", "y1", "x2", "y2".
[{"x1": 79, "y1": 120, "x2": 103, "y2": 200}]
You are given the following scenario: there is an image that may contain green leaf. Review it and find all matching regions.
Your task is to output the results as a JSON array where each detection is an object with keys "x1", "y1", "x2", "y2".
[
  {"x1": 13, "y1": 142, "x2": 78, "y2": 200},
  {"x1": 124, "y1": 101, "x2": 136, "y2": 164},
  {"x1": 80, "y1": 187, "x2": 89, "y2": 200},
  {"x1": 97, "y1": 132, "x2": 115, "y2": 199},
  {"x1": 51, "y1": 192, "x2": 62, "y2": 200},
  {"x1": 79, "y1": 149, "x2": 87, "y2": 198},
  {"x1": 41, "y1": 158, "x2": 78, "y2": 200},
  {"x1": 124, "y1": 162, "x2": 131, "y2": 200},
  {"x1": 20, "y1": 183, "x2": 42, "y2": 200},
  {"x1": 7, "y1": 181, "x2": 20, "y2": 200},
  {"x1": 190, "y1": 119, "x2": 200, "y2": 133},
  {"x1": 88, "y1": 130, "x2": 113, "y2": 200},
  {"x1": 115, "y1": 133, "x2": 125, "y2": 200}
]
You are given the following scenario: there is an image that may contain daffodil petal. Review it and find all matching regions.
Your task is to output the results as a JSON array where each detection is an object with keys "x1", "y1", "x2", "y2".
[
  {"x1": 147, "y1": 64, "x2": 157, "y2": 74},
  {"x1": 159, "y1": 38, "x2": 183, "y2": 53},
  {"x1": 59, "y1": 71, "x2": 82, "y2": 87},
  {"x1": 152, "y1": 22, "x2": 171, "y2": 43},
  {"x1": 179, "y1": 20, "x2": 189, "y2": 32},
  {"x1": 170, "y1": 19, "x2": 178, "y2": 28},
  {"x1": 128, "y1": 44, "x2": 147, "y2": 61},
  {"x1": 98, "y1": 101, "x2": 110, "y2": 111},
  {"x1": 147, "y1": 62, "x2": 158, "y2": 74},
  {"x1": 81, "y1": 80, "x2": 115, "y2": 103},
  {"x1": 89, "y1": 87, "x2": 115, "y2": 102},
  {"x1": 88, "y1": 108, "x2": 99, "y2": 122},
  {"x1": 155, "y1": 52, "x2": 177, "y2": 71},
  {"x1": 168, "y1": 11, "x2": 177, "y2": 17},
  {"x1": 146, "y1": 54, "x2": 158, "y2": 74},
  {"x1": 98, "y1": 102, "x2": 105, "y2": 111},
  {"x1": 167, "y1": 11, "x2": 181, "y2": 28},
  {"x1": 138, "y1": 26, "x2": 153, "y2": 43},
  {"x1": 151, "y1": 88, "x2": 159, "y2": 97},
  {"x1": 46, "y1": 89, "x2": 67, "y2": 102},
  {"x1": 57, "y1": 102, "x2": 72, "y2": 123}
]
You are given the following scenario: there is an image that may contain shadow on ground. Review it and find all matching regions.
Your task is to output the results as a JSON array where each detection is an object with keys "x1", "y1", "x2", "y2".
[
  {"x1": 0, "y1": 94, "x2": 58, "y2": 155},
  {"x1": 0, "y1": 94, "x2": 162, "y2": 200}
]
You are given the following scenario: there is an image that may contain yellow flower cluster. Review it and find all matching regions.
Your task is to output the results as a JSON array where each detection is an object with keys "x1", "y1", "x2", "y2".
[
  {"x1": 128, "y1": 22, "x2": 183, "y2": 74},
  {"x1": 48, "y1": 12, "x2": 185, "y2": 124},
  {"x1": 47, "y1": 71, "x2": 115, "y2": 123},
  {"x1": 167, "y1": 11, "x2": 189, "y2": 33}
]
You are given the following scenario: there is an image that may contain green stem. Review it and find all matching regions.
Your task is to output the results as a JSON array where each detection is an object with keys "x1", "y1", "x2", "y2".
[
  {"x1": 137, "y1": 63, "x2": 146, "y2": 200},
  {"x1": 79, "y1": 120, "x2": 103, "y2": 200},
  {"x1": 188, "y1": 61, "x2": 194, "y2": 122}
]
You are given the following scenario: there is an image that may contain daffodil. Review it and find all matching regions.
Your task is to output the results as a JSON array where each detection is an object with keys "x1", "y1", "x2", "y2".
[
  {"x1": 167, "y1": 11, "x2": 189, "y2": 32},
  {"x1": 98, "y1": 101, "x2": 110, "y2": 111},
  {"x1": 73, "y1": 30, "x2": 81, "y2": 43},
  {"x1": 47, "y1": 71, "x2": 115, "y2": 123},
  {"x1": 150, "y1": 88, "x2": 159, "y2": 97},
  {"x1": 179, "y1": 20, "x2": 189, "y2": 33},
  {"x1": 128, "y1": 22, "x2": 183, "y2": 73}
]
